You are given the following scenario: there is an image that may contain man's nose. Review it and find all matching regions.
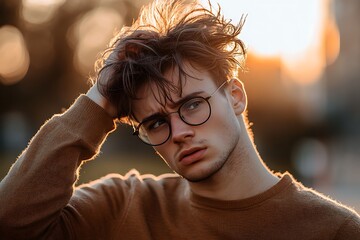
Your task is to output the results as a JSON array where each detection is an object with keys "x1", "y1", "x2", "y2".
[{"x1": 169, "y1": 114, "x2": 195, "y2": 143}]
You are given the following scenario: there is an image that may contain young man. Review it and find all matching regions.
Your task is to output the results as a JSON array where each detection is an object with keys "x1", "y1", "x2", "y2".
[{"x1": 1, "y1": 0, "x2": 359, "y2": 239}]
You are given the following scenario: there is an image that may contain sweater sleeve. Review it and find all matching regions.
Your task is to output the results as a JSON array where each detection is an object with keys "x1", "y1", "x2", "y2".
[
  {"x1": 0, "y1": 95, "x2": 116, "y2": 240},
  {"x1": 334, "y1": 213, "x2": 360, "y2": 239}
]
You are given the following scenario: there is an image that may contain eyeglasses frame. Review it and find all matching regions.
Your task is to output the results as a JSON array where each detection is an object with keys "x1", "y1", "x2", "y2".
[{"x1": 132, "y1": 80, "x2": 229, "y2": 146}]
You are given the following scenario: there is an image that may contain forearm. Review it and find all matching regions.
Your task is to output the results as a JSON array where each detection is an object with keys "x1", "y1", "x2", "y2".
[{"x1": 0, "y1": 95, "x2": 116, "y2": 239}]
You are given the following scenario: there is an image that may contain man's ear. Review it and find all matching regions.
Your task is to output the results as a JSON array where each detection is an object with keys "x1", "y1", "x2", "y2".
[{"x1": 227, "y1": 78, "x2": 247, "y2": 115}]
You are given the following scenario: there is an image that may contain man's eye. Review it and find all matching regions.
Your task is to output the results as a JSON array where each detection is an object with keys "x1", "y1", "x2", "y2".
[
  {"x1": 184, "y1": 98, "x2": 204, "y2": 111},
  {"x1": 146, "y1": 118, "x2": 167, "y2": 131}
]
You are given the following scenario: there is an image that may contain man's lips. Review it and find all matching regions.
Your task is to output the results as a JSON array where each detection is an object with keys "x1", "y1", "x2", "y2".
[{"x1": 178, "y1": 147, "x2": 207, "y2": 166}]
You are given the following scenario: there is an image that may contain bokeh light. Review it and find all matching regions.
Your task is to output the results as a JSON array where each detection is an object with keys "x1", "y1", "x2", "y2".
[
  {"x1": 21, "y1": 0, "x2": 66, "y2": 25},
  {"x1": 68, "y1": 7, "x2": 123, "y2": 75},
  {"x1": 0, "y1": 25, "x2": 30, "y2": 85}
]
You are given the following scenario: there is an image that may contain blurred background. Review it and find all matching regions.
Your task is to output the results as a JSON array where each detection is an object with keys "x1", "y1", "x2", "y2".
[{"x1": 0, "y1": 0, "x2": 359, "y2": 211}]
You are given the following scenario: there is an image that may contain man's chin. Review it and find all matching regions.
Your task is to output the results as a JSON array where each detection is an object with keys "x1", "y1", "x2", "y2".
[
  {"x1": 181, "y1": 167, "x2": 221, "y2": 183},
  {"x1": 177, "y1": 156, "x2": 229, "y2": 182}
]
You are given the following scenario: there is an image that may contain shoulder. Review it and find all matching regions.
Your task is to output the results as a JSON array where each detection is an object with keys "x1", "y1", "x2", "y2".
[
  {"x1": 70, "y1": 170, "x2": 187, "y2": 220},
  {"x1": 74, "y1": 169, "x2": 187, "y2": 200},
  {"x1": 281, "y1": 173, "x2": 358, "y2": 214},
  {"x1": 335, "y1": 213, "x2": 360, "y2": 239},
  {"x1": 279, "y1": 172, "x2": 360, "y2": 236},
  {"x1": 124, "y1": 170, "x2": 189, "y2": 201}
]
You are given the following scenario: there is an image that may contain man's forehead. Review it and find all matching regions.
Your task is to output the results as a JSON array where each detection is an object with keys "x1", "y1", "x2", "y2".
[
  {"x1": 132, "y1": 81, "x2": 213, "y2": 123},
  {"x1": 136, "y1": 69, "x2": 199, "y2": 99},
  {"x1": 133, "y1": 78, "x2": 186, "y2": 116},
  {"x1": 131, "y1": 63, "x2": 217, "y2": 122}
]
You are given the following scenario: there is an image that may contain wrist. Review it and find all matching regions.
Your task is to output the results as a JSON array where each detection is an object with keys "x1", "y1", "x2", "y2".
[{"x1": 86, "y1": 85, "x2": 118, "y2": 118}]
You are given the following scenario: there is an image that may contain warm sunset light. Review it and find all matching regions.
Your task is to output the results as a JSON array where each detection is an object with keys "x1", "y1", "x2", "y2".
[
  {"x1": 0, "y1": 25, "x2": 30, "y2": 85},
  {"x1": 67, "y1": 7, "x2": 124, "y2": 75},
  {"x1": 21, "y1": 0, "x2": 66, "y2": 25},
  {"x1": 203, "y1": 0, "x2": 340, "y2": 85}
]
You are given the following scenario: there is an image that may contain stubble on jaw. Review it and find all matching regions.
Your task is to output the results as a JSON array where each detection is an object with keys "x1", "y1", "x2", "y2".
[
  {"x1": 179, "y1": 141, "x2": 236, "y2": 183},
  {"x1": 186, "y1": 126, "x2": 242, "y2": 184}
]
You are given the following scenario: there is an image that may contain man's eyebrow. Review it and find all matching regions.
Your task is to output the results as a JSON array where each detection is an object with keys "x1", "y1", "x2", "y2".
[
  {"x1": 139, "y1": 91, "x2": 204, "y2": 124},
  {"x1": 139, "y1": 112, "x2": 164, "y2": 125},
  {"x1": 168, "y1": 91, "x2": 204, "y2": 108}
]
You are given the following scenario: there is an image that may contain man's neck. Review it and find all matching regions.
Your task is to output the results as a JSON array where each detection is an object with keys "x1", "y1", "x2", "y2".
[{"x1": 189, "y1": 130, "x2": 279, "y2": 201}]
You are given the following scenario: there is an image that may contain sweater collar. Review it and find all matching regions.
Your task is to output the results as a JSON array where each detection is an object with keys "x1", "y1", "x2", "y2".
[{"x1": 189, "y1": 172, "x2": 294, "y2": 210}]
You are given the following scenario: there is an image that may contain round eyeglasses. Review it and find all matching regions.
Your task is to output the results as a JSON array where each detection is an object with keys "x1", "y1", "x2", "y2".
[{"x1": 133, "y1": 80, "x2": 228, "y2": 146}]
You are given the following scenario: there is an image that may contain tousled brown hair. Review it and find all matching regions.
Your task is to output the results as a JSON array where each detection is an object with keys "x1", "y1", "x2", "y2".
[{"x1": 94, "y1": 0, "x2": 247, "y2": 123}]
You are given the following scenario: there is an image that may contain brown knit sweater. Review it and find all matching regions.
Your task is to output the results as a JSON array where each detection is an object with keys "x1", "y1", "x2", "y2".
[{"x1": 0, "y1": 95, "x2": 359, "y2": 240}]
